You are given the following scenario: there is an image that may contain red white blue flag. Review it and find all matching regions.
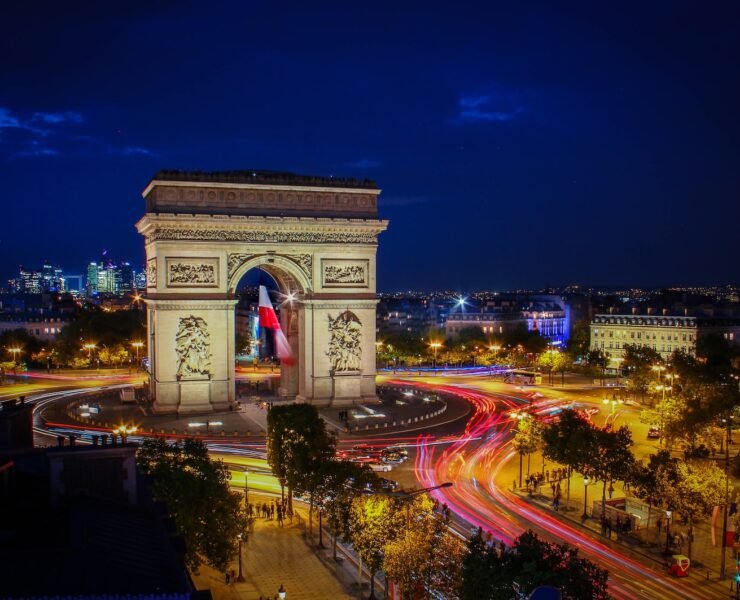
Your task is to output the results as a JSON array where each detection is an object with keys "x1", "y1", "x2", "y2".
[{"x1": 258, "y1": 285, "x2": 295, "y2": 365}]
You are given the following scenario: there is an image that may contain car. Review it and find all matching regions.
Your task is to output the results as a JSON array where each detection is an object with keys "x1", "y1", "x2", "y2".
[
  {"x1": 369, "y1": 462, "x2": 393, "y2": 472},
  {"x1": 648, "y1": 427, "x2": 661, "y2": 439}
]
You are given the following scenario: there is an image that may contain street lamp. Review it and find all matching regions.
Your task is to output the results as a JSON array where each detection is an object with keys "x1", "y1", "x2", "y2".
[
  {"x1": 236, "y1": 533, "x2": 246, "y2": 582},
  {"x1": 429, "y1": 342, "x2": 442, "y2": 369},
  {"x1": 664, "y1": 510, "x2": 673, "y2": 555},
  {"x1": 7, "y1": 347, "x2": 21, "y2": 364},
  {"x1": 131, "y1": 341, "x2": 144, "y2": 360},
  {"x1": 582, "y1": 476, "x2": 591, "y2": 519},
  {"x1": 113, "y1": 424, "x2": 138, "y2": 443}
]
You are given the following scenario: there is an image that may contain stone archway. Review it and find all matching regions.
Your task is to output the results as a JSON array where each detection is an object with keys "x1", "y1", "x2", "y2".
[{"x1": 136, "y1": 170, "x2": 388, "y2": 414}]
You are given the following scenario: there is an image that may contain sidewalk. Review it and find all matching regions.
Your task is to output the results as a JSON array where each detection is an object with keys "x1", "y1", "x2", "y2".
[
  {"x1": 505, "y1": 457, "x2": 735, "y2": 595},
  {"x1": 191, "y1": 495, "x2": 354, "y2": 599}
]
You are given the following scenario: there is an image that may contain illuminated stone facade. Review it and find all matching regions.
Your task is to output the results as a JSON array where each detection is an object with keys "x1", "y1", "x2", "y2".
[{"x1": 136, "y1": 171, "x2": 387, "y2": 414}]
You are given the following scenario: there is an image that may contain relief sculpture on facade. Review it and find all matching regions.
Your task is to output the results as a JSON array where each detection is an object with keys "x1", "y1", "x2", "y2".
[
  {"x1": 169, "y1": 262, "x2": 217, "y2": 285},
  {"x1": 147, "y1": 259, "x2": 157, "y2": 287},
  {"x1": 325, "y1": 264, "x2": 365, "y2": 284},
  {"x1": 175, "y1": 315, "x2": 211, "y2": 378},
  {"x1": 327, "y1": 311, "x2": 362, "y2": 372},
  {"x1": 150, "y1": 228, "x2": 378, "y2": 245}
]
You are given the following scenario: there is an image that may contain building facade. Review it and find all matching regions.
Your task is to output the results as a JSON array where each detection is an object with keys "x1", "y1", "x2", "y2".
[{"x1": 591, "y1": 311, "x2": 740, "y2": 365}]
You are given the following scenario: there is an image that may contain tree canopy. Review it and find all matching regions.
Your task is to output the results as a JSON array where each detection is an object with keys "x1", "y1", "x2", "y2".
[{"x1": 136, "y1": 437, "x2": 248, "y2": 571}]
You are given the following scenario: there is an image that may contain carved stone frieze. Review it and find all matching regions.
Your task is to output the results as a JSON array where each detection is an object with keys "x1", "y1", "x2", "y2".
[
  {"x1": 166, "y1": 258, "x2": 219, "y2": 287},
  {"x1": 327, "y1": 311, "x2": 362, "y2": 372},
  {"x1": 321, "y1": 259, "x2": 369, "y2": 288},
  {"x1": 148, "y1": 228, "x2": 378, "y2": 245},
  {"x1": 146, "y1": 259, "x2": 157, "y2": 287},
  {"x1": 175, "y1": 315, "x2": 211, "y2": 378}
]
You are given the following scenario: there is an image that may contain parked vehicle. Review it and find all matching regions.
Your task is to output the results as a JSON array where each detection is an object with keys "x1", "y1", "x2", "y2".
[{"x1": 647, "y1": 427, "x2": 661, "y2": 439}]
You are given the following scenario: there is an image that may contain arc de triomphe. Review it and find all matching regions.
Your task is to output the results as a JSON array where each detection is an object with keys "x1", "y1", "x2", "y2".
[{"x1": 136, "y1": 170, "x2": 388, "y2": 414}]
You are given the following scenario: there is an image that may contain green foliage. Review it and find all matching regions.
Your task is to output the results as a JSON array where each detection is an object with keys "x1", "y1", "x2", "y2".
[
  {"x1": 622, "y1": 344, "x2": 662, "y2": 399},
  {"x1": 54, "y1": 307, "x2": 145, "y2": 365},
  {"x1": 0, "y1": 329, "x2": 44, "y2": 363},
  {"x1": 350, "y1": 495, "x2": 401, "y2": 596},
  {"x1": 136, "y1": 437, "x2": 248, "y2": 571},
  {"x1": 542, "y1": 410, "x2": 635, "y2": 512},
  {"x1": 567, "y1": 319, "x2": 592, "y2": 358},
  {"x1": 266, "y1": 403, "x2": 335, "y2": 507},
  {"x1": 381, "y1": 496, "x2": 463, "y2": 600},
  {"x1": 460, "y1": 530, "x2": 609, "y2": 600}
]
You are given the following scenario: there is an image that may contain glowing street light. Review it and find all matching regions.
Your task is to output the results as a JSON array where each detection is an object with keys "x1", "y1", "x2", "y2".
[
  {"x1": 83, "y1": 343, "x2": 97, "y2": 359},
  {"x1": 112, "y1": 424, "x2": 138, "y2": 443},
  {"x1": 7, "y1": 347, "x2": 21, "y2": 363},
  {"x1": 429, "y1": 341, "x2": 442, "y2": 368},
  {"x1": 582, "y1": 476, "x2": 591, "y2": 519},
  {"x1": 131, "y1": 341, "x2": 144, "y2": 360}
]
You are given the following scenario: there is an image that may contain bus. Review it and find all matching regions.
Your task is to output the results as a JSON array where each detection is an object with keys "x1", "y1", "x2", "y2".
[{"x1": 504, "y1": 370, "x2": 542, "y2": 385}]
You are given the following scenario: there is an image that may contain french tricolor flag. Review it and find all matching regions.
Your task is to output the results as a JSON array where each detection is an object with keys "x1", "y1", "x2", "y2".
[{"x1": 258, "y1": 285, "x2": 295, "y2": 366}]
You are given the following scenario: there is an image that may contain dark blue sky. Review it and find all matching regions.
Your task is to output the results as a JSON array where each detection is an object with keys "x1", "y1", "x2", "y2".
[{"x1": 1, "y1": 1, "x2": 738, "y2": 291}]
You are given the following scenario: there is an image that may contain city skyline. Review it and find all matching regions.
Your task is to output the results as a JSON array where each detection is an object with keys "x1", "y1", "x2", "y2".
[{"x1": 1, "y1": 2, "x2": 739, "y2": 290}]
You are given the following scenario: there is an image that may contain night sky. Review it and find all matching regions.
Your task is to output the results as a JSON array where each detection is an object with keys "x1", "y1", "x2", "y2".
[{"x1": 1, "y1": 2, "x2": 739, "y2": 291}]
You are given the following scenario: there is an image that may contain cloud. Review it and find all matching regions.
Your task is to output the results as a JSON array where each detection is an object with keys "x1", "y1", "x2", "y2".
[
  {"x1": 16, "y1": 148, "x2": 59, "y2": 157},
  {"x1": 452, "y1": 90, "x2": 525, "y2": 125},
  {"x1": 119, "y1": 146, "x2": 156, "y2": 157},
  {"x1": 0, "y1": 106, "x2": 156, "y2": 160},
  {"x1": 347, "y1": 158, "x2": 382, "y2": 169},
  {"x1": 32, "y1": 111, "x2": 83, "y2": 124}
]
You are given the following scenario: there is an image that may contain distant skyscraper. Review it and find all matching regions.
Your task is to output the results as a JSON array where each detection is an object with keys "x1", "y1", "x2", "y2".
[
  {"x1": 86, "y1": 262, "x2": 100, "y2": 296},
  {"x1": 13, "y1": 264, "x2": 65, "y2": 294},
  {"x1": 118, "y1": 262, "x2": 135, "y2": 295}
]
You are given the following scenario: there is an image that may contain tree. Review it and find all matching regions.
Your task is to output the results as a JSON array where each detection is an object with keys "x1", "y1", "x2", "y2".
[
  {"x1": 541, "y1": 410, "x2": 594, "y2": 500},
  {"x1": 350, "y1": 495, "x2": 400, "y2": 599},
  {"x1": 630, "y1": 450, "x2": 678, "y2": 534},
  {"x1": 511, "y1": 415, "x2": 543, "y2": 486},
  {"x1": 567, "y1": 318, "x2": 592, "y2": 359},
  {"x1": 136, "y1": 437, "x2": 248, "y2": 571},
  {"x1": 316, "y1": 460, "x2": 381, "y2": 560},
  {"x1": 671, "y1": 461, "x2": 726, "y2": 560},
  {"x1": 586, "y1": 349, "x2": 610, "y2": 385},
  {"x1": 54, "y1": 307, "x2": 145, "y2": 366},
  {"x1": 460, "y1": 528, "x2": 497, "y2": 600},
  {"x1": 460, "y1": 530, "x2": 609, "y2": 600},
  {"x1": 267, "y1": 403, "x2": 335, "y2": 525},
  {"x1": 382, "y1": 496, "x2": 462, "y2": 600},
  {"x1": 622, "y1": 344, "x2": 662, "y2": 404},
  {"x1": 585, "y1": 425, "x2": 635, "y2": 522}
]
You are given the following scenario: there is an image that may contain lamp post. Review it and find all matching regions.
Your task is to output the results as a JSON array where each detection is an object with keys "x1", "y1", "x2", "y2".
[
  {"x1": 582, "y1": 476, "x2": 591, "y2": 519},
  {"x1": 131, "y1": 341, "x2": 144, "y2": 361},
  {"x1": 236, "y1": 533, "x2": 246, "y2": 582},
  {"x1": 430, "y1": 342, "x2": 441, "y2": 369},
  {"x1": 664, "y1": 510, "x2": 673, "y2": 555},
  {"x1": 7, "y1": 347, "x2": 21, "y2": 364}
]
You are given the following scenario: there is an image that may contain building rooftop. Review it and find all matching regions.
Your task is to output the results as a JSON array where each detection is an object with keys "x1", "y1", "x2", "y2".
[{"x1": 151, "y1": 169, "x2": 378, "y2": 190}]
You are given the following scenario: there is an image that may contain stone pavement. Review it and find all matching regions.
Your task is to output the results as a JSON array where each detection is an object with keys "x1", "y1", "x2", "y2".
[{"x1": 191, "y1": 496, "x2": 355, "y2": 600}]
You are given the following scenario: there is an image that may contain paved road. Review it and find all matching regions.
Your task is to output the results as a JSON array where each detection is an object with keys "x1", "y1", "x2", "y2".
[{"x1": 380, "y1": 375, "x2": 731, "y2": 600}]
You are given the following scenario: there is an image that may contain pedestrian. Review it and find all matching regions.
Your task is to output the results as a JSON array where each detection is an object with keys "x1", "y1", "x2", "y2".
[
  {"x1": 657, "y1": 517, "x2": 662, "y2": 534},
  {"x1": 225, "y1": 572, "x2": 231, "y2": 585},
  {"x1": 271, "y1": 504, "x2": 275, "y2": 520},
  {"x1": 513, "y1": 479, "x2": 517, "y2": 491},
  {"x1": 230, "y1": 569, "x2": 236, "y2": 585},
  {"x1": 277, "y1": 505, "x2": 283, "y2": 526}
]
